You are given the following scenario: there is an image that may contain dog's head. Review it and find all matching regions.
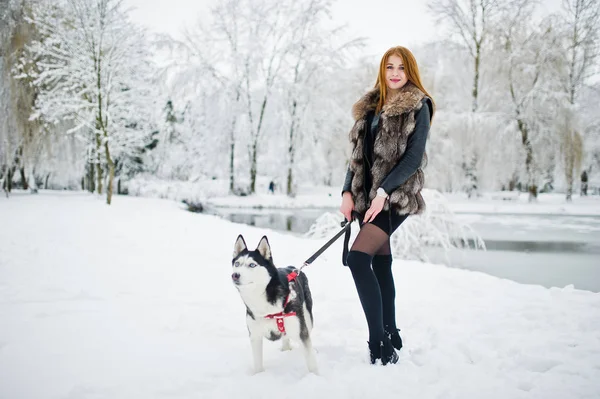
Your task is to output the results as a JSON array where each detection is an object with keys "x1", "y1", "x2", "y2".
[{"x1": 231, "y1": 235, "x2": 276, "y2": 288}]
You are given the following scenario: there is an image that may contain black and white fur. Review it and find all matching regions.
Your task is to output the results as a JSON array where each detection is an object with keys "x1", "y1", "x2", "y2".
[{"x1": 231, "y1": 235, "x2": 318, "y2": 374}]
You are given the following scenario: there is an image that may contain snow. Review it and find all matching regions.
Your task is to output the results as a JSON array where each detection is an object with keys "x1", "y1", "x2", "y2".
[{"x1": 1, "y1": 191, "x2": 600, "y2": 399}]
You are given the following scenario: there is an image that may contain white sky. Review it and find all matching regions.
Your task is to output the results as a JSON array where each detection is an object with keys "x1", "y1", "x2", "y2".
[
  {"x1": 124, "y1": 0, "x2": 564, "y2": 60},
  {"x1": 125, "y1": 0, "x2": 439, "y2": 58}
]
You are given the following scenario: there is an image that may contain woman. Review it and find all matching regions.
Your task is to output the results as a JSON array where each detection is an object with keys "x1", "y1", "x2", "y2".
[{"x1": 340, "y1": 46, "x2": 434, "y2": 365}]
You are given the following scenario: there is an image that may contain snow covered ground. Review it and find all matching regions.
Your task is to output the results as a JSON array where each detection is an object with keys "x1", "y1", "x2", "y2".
[{"x1": 1, "y1": 191, "x2": 600, "y2": 399}]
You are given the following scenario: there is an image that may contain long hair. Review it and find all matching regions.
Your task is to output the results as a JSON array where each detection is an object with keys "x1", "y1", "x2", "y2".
[{"x1": 375, "y1": 46, "x2": 435, "y2": 118}]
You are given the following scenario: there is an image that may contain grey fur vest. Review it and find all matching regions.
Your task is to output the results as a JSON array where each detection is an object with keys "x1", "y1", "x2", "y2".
[{"x1": 348, "y1": 82, "x2": 428, "y2": 215}]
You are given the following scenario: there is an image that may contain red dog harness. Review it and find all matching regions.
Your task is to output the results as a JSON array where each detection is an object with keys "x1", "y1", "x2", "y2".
[
  {"x1": 262, "y1": 218, "x2": 355, "y2": 335},
  {"x1": 264, "y1": 271, "x2": 298, "y2": 334}
]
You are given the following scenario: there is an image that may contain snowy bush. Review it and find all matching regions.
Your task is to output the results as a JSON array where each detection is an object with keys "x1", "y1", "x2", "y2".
[{"x1": 125, "y1": 174, "x2": 229, "y2": 203}]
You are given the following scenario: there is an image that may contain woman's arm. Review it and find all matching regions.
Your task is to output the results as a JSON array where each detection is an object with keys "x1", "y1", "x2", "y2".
[
  {"x1": 341, "y1": 166, "x2": 354, "y2": 195},
  {"x1": 379, "y1": 99, "x2": 431, "y2": 195}
]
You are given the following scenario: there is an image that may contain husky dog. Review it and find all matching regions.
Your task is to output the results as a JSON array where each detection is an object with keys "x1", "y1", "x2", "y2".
[{"x1": 231, "y1": 234, "x2": 318, "y2": 374}]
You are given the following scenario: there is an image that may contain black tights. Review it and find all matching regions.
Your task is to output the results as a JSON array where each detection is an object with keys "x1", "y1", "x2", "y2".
[
  {"x1": 351, "y1": 223, "x2": 392, "y2": 256},
  {"x1": 346, "y1": 224, "x2": 398, "y2": 342}
]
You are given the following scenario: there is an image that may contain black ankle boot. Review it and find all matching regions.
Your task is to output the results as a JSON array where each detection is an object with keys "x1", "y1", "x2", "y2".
[
  {"x1": 368, "y1": 337, "x2": 399, "y2": 365},
  {"x1": 385, "y1": 328, "x2": 403, "y2": 350}
]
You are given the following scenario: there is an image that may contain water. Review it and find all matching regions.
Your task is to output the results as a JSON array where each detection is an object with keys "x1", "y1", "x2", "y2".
[
  {"x1": 438, "y1": 212, "x2": 600, "y2": 292},
  {"x1": 204, "y1": 207, "x2": 600, "y2": 292},
  {"x1": 204, "y1": 207, "x2": 332, "y2": 234}
]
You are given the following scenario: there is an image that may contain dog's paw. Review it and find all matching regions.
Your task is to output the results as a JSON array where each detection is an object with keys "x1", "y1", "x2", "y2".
[
  {"x1": 281, "y1": 339, "x2": 292, "y2": 351},
  {"x1": 250, "y1": 366, "x2": 265, "y2": 375}
]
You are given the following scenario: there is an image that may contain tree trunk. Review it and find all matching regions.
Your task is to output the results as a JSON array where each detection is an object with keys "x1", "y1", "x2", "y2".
[
  {"x1": 1, "y1": 165, "x2": 7, "y2": 197},
  {"x1": 462, "y1": 154, "x2": 478, "y2": 198},
  {"x1": 87, "y1": 158, "x2": 95, "y2": 193},
  {"x1": 565, "y1": 154, "x2": 574, "y2": 202},
  {"x1": 13, "y1": 145, "x2": 28, "y2": 190},
  {"x1": 508, "y1": 176, "x2": 517, "y2": 191},
  {"x1": 562, "y1": 124, "x2": 583, "y2": 202},
  {"x1": 517, "y1": 118, "x2": 537, "y2": 201},
  {"x1": 2, "y1": 167, "x2": 13, "y2": 194},
  {"x1": 249, "y1": 96, "x2": 269, "y2": 194},
  {"x1": 229, "y1": 118, "x2": 236, "y2": 194},
  {"x1": 287, "y1": 100, "x2": 298, "y2": 196},
  {"x1": 7, "y1": 166, "x2": 14, "y2": 193},
  {"x1": 472, "y1": 43, "x2": 481, "y2": 113},
  {"x1": 28, "y1": 171, "x2": 37, "y2": 193},
  {"x1": 95, "y1": 132, "x2": 103, "y2": 195},
  {"x1": 229, "y1": 91, "x2": 241, "y2": 194},
  {"x1": 286, "y1": 159, "x2": 294, "y2": 196},
  {"x1": 104, "y1": 139, "x2": 115, "y2": 205},
  {"x1": 250, "y1": 142, "x2": 257, "y2": 194},
  {"x1": 44, "y1": 173, "x2": 50, "y2": 189},
  {"x1": 19, "y1": 165, "x2": 28, "y2": 190}
]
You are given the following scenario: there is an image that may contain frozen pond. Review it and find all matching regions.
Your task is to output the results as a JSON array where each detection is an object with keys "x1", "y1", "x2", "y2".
[{"x1": 206, "y1": 207, "x2": 600, "y2": 293}]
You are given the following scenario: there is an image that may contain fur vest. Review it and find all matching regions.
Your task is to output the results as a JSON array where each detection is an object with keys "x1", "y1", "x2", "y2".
[{"x1": 348, "y1": 82, "x2": 429, "y2": 216}]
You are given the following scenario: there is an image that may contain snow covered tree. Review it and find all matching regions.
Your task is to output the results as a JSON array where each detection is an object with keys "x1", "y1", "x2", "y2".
[
  {"x1": 579, "y1": 83, "x2": 600, "y2": 187},
  {"x1": 279, "y1": 0, "x2": 363, "y2": 196},
  {"x1": 164, "y1": 0, "x2": 363, "y2": 196},
  {"x1": 15, "y1": 0, "x2": 157, "y2": 204},
  {"x1": 427, "y1": 0, "x2": 503, "y2": 195},
  {"x1": 164, "y1": 0, "x2": 252, "y2": 193},
  {"x1": 492, "y1": 0, "x2": 563, "y2": 200},
  {"x1": 556, "y1": 0, "x2": 599, "y2": 200},
  {"x1": 1, "y1": 0, "x2": 45, "y2": 194}
]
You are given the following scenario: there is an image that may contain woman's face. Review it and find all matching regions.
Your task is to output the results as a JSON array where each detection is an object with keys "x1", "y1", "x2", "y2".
[{"x1": 385, "y1": 54, "x2": 407, "y2": 91}]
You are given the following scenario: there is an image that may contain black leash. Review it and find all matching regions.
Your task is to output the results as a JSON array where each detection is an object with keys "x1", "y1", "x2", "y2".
[
  {"x1": 296, "y1": 210, "x2": 361, "y2": 273},
  {"x1": 342, "y1": 210, "x2": 363, "y2": 266}
]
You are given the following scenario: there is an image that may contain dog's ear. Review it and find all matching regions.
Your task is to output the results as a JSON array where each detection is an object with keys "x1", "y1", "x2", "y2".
[
  {"x1": 233, "y1": 235, "x2": 247, "y2": 258},
  {"x1": 256, "y1": 236, "x2": 272, "y2": 262}
]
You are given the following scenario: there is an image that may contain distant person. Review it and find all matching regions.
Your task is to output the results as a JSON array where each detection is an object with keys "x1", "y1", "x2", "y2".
[
  {"x1": 581, "y1": 170, "x2": 588, "y2": 196},
  {"x1": 339, "y1": 46, "x2": 434, "y2": 365},
  {"x1": 268, "y1": 180, "x2": 275, "y2": 194}
]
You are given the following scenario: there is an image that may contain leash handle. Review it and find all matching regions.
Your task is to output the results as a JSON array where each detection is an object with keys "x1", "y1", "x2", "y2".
[{"x1": 342, "y1": 211, "x2": 362, "y2": 266}]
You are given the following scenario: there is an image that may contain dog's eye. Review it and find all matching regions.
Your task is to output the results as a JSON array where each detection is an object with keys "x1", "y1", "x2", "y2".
[
  {"x1": 249, "y1": 263, "x2": 257, "y2": 268},
  {"x1": 234, "y1": 261, "x2": 240, "y2": 267}
]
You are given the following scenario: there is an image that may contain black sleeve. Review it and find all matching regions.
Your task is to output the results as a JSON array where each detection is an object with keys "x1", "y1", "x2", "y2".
[
  {"x1": 341, "y1": 166, "x2": 354, "y2": 196},
  {"x1": 380, "y1": 99, "x2": 431, "y2": 195}
]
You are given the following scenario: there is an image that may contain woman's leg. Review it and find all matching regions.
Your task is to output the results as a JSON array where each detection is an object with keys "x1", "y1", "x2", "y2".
[
  {"x1": 372, "y1": 242, "x2": 402, "y2": 349},
  {"x1": 346, "y1": 223, "x2": 398, "y2": 364},
  {"x1": 373, "y1": 243, "x2": 396, "y2": 331}
]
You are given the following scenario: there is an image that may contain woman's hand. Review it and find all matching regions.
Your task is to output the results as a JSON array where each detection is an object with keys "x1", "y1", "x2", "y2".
[
  {"x1": 340, "y1": 192, "x2": 355, "y2": 222},
  {"x1": 363, "y1": 196, "x2": 386, "y2": 223}
]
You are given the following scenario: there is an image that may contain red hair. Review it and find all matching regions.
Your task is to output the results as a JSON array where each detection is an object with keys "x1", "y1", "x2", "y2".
[{"x1": 375, "y1": 46, "x2": 435, "y2": 117}]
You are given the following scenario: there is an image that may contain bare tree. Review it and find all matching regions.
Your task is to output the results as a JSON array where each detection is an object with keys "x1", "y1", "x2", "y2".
[
  {"x1": 428, "y1": 0, "x2": 500, "y2": 112},
  {"x1": 240, "y1": 0, "x2": 295, "y2": 194}
]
